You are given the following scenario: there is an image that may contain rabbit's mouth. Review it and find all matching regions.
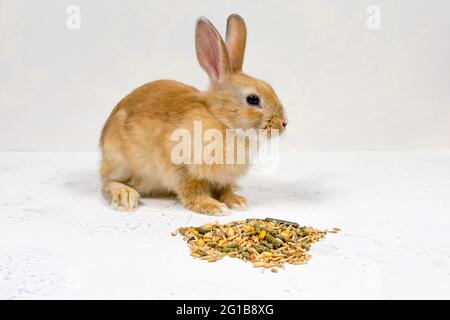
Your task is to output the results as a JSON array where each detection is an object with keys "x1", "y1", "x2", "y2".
[{"x1": 261, "y1": 117, "x2": 286, "y2": 137}]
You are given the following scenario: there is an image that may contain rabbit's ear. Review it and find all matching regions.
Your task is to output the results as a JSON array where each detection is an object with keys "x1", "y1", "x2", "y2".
[
  {"x1": 225, "y1": 14, "x2": 247, "y2": 72},
  {"x1": 195, "y1": 17, "x2": 231, "y2": 84}
]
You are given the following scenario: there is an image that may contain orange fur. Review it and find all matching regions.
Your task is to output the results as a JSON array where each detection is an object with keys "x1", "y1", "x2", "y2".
[{"x1": 99, "y1": 15, "x2": 287, "y2": 214}]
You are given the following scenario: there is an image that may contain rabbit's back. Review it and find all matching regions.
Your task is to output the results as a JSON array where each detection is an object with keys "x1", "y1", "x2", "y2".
[
  {"x1": 102, "y1": 80, "x2": 201, "y2": 133},
  {"x1": 100, "y1": 79, "x2": 208, "y2": 144}
]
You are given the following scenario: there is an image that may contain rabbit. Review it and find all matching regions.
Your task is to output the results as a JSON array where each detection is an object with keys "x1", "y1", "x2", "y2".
[{"x1": 100, "y1": 14, "x2": 287, "y2": 214}]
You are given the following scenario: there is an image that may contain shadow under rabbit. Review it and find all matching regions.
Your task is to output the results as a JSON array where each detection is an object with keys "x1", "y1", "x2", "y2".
[{"x1": 62, "y1": 167, "x2": 334, "y2": 214}]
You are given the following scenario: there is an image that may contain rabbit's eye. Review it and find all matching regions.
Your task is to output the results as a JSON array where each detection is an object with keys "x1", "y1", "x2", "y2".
[{"x1": 246, "y1": 94, "x2": 260, "y2": 106}]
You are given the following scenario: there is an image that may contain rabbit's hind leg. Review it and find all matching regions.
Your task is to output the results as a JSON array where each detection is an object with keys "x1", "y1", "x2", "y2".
[
  {"x1": 102, "y1": 181, "x2": 140, "y2": 211},
  {"x1": 100, "y1": 157, "x2": 140, "y2": 211}
]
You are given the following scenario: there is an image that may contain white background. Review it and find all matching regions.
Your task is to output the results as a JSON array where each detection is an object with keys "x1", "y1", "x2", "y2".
[{"x1": 1, "y1": 0, "x2": 449, "y2": 151}]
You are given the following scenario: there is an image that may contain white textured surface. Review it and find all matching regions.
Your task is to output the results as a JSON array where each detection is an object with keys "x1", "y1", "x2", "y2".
[{"x1": 0, "y1": 151, "x2": 449, "y2": 299}]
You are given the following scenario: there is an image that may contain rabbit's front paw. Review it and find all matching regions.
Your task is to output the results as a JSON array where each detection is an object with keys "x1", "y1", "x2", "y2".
[
  {"x1": 185, "y1": 197, "x2": 230, "y2": 215},
  {"x1": 222, "y1": 194, "x2": 248, "y2": 211},
  {"x1": 224, "y1": 194, "x2": 248, "y2": 210}
]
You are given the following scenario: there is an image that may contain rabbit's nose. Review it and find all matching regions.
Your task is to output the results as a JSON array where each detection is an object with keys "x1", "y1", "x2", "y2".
[{"x1": 282, "y1": 121, "x2": 288, "y2": 128}]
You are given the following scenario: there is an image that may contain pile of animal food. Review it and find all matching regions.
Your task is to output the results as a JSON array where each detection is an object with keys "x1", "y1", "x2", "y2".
[{"x1": 173, "y1": 218, "x2": 339, "y2": 272}]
